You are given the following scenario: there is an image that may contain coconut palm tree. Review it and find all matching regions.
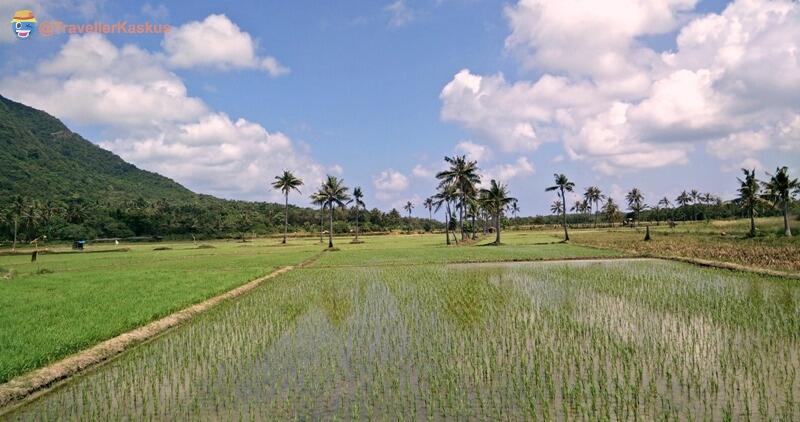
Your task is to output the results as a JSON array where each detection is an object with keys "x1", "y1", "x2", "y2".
[
  {"x1": 550, "y1": 200, "x2": 563, "y2": 215},
  {"x1": 570, "y1": 199, "x2": 589, "y2": 214},
  {"x1": 479, "y1": 179, "x2": 516, "y2": 245},
  {"x1": 317, "y1": 176, "x2": 350, "y2": 248},
  {"x1": 310, "y1": 191, "x2": 326, "y2": 244},
  {"x1": 9, "y1": 195, "x2": 25, "y2": 251},
  {"x1": 423, "y1": 197, "x2": 434, "y2": 223},
  {"x1": 675, "y1": 191, "x2": 691, "y2": 221},
  {"x1": 763, "y1": 166, "x2": 799, "y2": 237},
  {"x1": 38, "y1": 201, "x2": 63, "y2": 238},
  {"x1": 351, "y1": 187, "x2": 366, "y2": 242},
  {"x1": 603, "y1": 198, "x2": 620, "y2": 227},
  {"x1": 403, "y1": 201, "x2": 414, "y2": 232},
  {"x1": 432, "y1": 183, "x2": 459, "y2": 245},
  {"x1": 271, "y1": 170, "x2": 304, "y2": 244},
  {"x1": 584, "y1": 186, "x2": 604, "y2": 228},
  {"x1": 689, "y1": 189, "x2": 700, "y2": 220},
  {"x1": 436, "y1": 155, "x2": 481, "y2": 241},
  {"x1": 656, "y1": 197, "x2": 672, "y2": 226},
  {"x1": 465, "y1": 194, "x2": 482, "y2": 239},
  {"x1": 21, "y1": 200, "x2": 42, "y2": 241},
  {"x1": 431, "y1": 193, "x2": 449, "y2": 245},
  {"x1": 510, "y1": 200, "x2": 520, "y2": 228},
  {"x1": 545, "y1": 174, "x2": 574, "y2": 241},
  {"x1": 626, "y1": 188, "x2": 646, "y2": 227},
  {"x1": 737, "y1": 168, "x2": 763, "y2": 237},
  {"x1": 404, "y1": 201, "x2": 414, "y2": 218},
  {"x1": 701, "y1": 192, "x2": 714, "y2": 219}
]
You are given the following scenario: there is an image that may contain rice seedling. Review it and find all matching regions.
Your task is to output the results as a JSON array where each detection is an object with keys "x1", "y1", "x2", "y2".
[{"x1": 6, "y1": 258, "x2": 798, "y2": 420}]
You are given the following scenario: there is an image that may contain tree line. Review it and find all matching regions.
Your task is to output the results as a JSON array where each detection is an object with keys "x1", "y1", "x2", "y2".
[
  {"x1": 2, "y1": 160, "x2": 797, "y2": 249},
  {"x1": 270, "y1": 154, "x2": 518, "y2": 248},
  {"x1": 0, "y1": 192, "x2": 442, "y2": 249},
  {"x1": 537, "y1": 166, "x2": 798, "y2": 241}
]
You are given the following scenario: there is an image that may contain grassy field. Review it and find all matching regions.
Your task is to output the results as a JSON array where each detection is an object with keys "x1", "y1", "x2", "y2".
[
  {"x1": 2, "y1": 229, "x2": 798, "y2": 419},
  {"x1": 567, "y1": 217, "x2": 800, "y2": 273},
  {"x1": 0, "y1": 232, "x2": 607, "y2": 385},
  {"x1": 6, "y1": 259, "x2": 798, "y2": 420},
  {"x1": 0, "y1": 239, "x2": 321, "y2": 384},
  {"x1": 314, "y1": 232, "x2": 617, "y2": 267}
]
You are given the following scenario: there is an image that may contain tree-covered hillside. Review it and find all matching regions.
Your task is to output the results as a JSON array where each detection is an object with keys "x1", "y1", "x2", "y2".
[
  {"x1": 0, "y1": 95, "x2": 199, "y2": 203},
  {"x1": 0, "y1": 95, "x2": 440, "y2": 242}
]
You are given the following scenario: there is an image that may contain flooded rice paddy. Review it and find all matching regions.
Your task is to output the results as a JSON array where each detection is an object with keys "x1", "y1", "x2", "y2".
[{"x1": 6, "y1": 259, "x2": 799, "y2": 420}]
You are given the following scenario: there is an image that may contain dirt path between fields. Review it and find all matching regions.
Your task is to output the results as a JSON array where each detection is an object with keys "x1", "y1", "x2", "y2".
[
  {"x1": 446, "y1": 255, "x2": 800, "y2": 279},
  {"x1": 446, "y1": 257, "x2": 658, "y2": 268},
  {"x1": 0, "y1": 252, "x2": 323, "y2": 412}
]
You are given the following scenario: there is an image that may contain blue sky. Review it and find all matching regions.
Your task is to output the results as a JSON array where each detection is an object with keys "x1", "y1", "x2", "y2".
[{"x1": 1, "y1": 0, "x2": 798, "y2": 217}]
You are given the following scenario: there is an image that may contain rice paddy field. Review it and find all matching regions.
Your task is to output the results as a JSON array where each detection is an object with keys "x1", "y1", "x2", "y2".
[
  {"x1": 568, "y1": 217, "x2": 800, "y2": 274},
  {"x1": 0, "y1": 233, "x2": 609, "y2": 386},
  {"x1": 0, "y1": 239, "x2": 321, "y2": 384},
  {"x1": 2, "y1": 232, "x2": 798, "y2": 420}
]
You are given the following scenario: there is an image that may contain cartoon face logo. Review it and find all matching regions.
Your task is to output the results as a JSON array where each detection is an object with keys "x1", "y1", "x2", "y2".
[{"x1": 11, "y1": 10, "x2": 37, "y2": 39}]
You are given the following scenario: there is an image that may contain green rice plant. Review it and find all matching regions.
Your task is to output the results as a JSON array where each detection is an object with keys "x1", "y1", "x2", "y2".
[
  {"x1": 0, "y1": 238, "x2": 322, "y2": 383},
  {"x1": 5, "y1": 258, "x2": 798, "y2": 420}
]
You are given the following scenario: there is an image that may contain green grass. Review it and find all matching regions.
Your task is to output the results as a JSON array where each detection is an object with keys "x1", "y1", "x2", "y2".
[
  {"x1": 7, "y1": 260, "x2": 799, "y2": 420},
  {"x1": 0, "y1": 232, "x2": 611, "y2": 385},
  {"x1": 0, "y1": 238, "x2": 321, "y2": 384},
  {"x1": 314, "y1": 232, "x2": 617, "y2": 267}
]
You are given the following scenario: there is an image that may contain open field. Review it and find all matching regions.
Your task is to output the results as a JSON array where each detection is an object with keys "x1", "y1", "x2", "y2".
[
  {"x1": 2, "y1": 230, "x2": 799, "y2": 419},
  {"x1": 5, "y1": 258, "x2": 798, "y2": 420},
  {"x1": 567, "y1": 217, "x2": 800, "y2": 274},
  {"x1": 313, "y1": 232, "x2": 618, "y2": 267},
  {"x1": 0, "y1": 239, "x2": 321, "y2": 384},
  {"x1": 0, "y1": 232, "x2": 608, "y2": 386}
]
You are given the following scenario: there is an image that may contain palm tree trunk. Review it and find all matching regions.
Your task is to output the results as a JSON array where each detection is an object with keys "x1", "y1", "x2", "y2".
[
  {"x1": 494, "y1": 213, "x2": 500, "y2": 244},
  {"x1": 12, "y1": 218, "x2": 18, "y2": 251},
  {"x1": 471, "y1": 214, "x2": 476, "y2": 240},
  {"x1": 749, "y1": 206, "x2": 756, "y2": 237},
  {"x1": 329, "y1": 205, "x2": 334, "y2": 248},
  {"x1": 561, "y1": 188, "x2": 569, "y2": 241},
  {"x1": 784, "y1": 202, "x2": 792, "y2": 237},
  {"x1": 282, "y1": 193, "x2": 288, "y2": 244},
  {"x1": 444, "y1": 203, "x2": 451, "y2": 245},
  {"x1": 319, "y1": 205, "x2": 324, "y2": 243},
  {"x1": 355, "y1": 207, "x2": 360, "y2": 241},
  {"x1": 459, "y1": 191, "x2": 465, "y2": 241},
  {"x1": 594, "y1": 200, "x2": 598, "y2": 228}
]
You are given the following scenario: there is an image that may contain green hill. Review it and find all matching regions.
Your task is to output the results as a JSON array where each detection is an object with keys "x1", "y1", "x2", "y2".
[
  {"x1": 0, "y1": 94, "x2": 196, "y2": 203},
  {"x1": 0, "y1": 95, "x2": 434, "y2": 242}
]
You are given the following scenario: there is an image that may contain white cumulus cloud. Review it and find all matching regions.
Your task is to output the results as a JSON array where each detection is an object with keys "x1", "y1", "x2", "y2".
[
  {"x1": 454, "y1": 140, "x2": 491, "y2": 162},
  {"x1": 373, "y1": 169, "x2": 409, "y2": 192},
  {"x1": 441, "y1": 0, "x2": 800, "y2": 174},
  {"x1": 163, "y1": 14, "x2": 289, "y2": 76}
]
